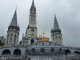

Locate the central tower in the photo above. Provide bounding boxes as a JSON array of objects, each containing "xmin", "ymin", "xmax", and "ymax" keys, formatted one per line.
[{"xmin": 22, "ymin": 0, "xmax": 38, "ymax": 45}]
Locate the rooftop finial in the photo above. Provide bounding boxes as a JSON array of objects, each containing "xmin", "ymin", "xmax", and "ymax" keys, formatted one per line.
[
  {"xmin": 33, "ymin": 0, "xmax": 34, "ymax": 2},
  {"xmin": 54, "ymin": 11, "xmax": 55, "ymax": 13},
  {"xmin": 54, "ymin": 11, "xmax": 56, "ymax": 17},
  {"xmin": 16, "ymin": 6, "xmax": 17, "ymax": 10}
]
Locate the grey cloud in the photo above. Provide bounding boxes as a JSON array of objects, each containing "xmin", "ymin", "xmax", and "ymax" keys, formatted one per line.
[{"xmin": 0, "ymin": 0, "xmax": 80, "ymax": 47}]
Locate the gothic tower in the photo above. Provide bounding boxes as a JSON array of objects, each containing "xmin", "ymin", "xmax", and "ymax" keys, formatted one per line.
[
  {"xmin": 22, "ymin": 0, "xmax": 38, "ymax": 45},
  {"xmin": 51, "ymin": 12, "xmax": 63, "ymax": 45},
  {"xmin": 6, "ymin": 8, "xmax": 20, "ymax": 46}
]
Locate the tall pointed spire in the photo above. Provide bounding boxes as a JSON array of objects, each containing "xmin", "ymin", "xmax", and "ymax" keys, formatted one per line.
[
  {"xmin": 32, "ymin": 0, "xmax": 34, "ymax": 6},
  {"xmin": 10, "ymin": 7, "xmax": 17, "ymax": 26},
  {"xmin": 30, "ymin": 0, "xmax": 36, "ymax": 14},
  {"xmin": 8, "ymin": 6, "xmax": 20, "ymax": 31},
  {"xmin": 53, "ymin": 11, "xmax": 60, "ymax": 30}
]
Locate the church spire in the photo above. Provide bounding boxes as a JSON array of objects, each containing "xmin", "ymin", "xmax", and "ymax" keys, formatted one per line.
[
  {"xmin": 10, "ymin": 8, "xmax": 17, "ymax": 26},
  {"xmin": 8, "ymin": 7, "xmax": 20, "ymax": 31},
  {"xmin": 53, "ymin": 11, "xmax": 60, "ymax": 30},
  {"xmin": 51, "ymin": 12, "xmax": 62, "ymax": 45},
  {"xmin": 30, "ymin": 0, "xmax": 36, "ymax": 14},
  {"xmin": 32, "ymin": 0, "xmax": 34, "ymax": 6}
]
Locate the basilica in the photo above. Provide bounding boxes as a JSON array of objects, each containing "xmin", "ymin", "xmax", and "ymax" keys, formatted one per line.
[{"xmin": 0, "ymin": 0, "xmax": 80, "ymax": 60}]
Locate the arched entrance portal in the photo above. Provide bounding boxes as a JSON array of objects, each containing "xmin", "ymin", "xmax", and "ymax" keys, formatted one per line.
[
  {"xmin": 13, "ymin": 49, "xmax": 21, "ymax": 55},
  {"xmin": 2, "ymin": 49, "xmax": 11, "ymax": 55},
  {"xmin": 31, "ymin": 38, "xmax": 34, "ymax": 44},
  {"xmin": 74, "ymin": 51, "xmax": 80, "ymax": 54},
  {"xmin": 65, "ymin": 49, "xmax": 71, "ymax": 55}
]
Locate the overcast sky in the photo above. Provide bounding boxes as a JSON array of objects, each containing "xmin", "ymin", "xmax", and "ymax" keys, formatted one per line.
[{"xmin": 0, "ymin": 0, "xmax": 80, "ymax": 47}]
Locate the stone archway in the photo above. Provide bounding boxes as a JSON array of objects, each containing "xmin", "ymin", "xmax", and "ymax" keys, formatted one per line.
[
  {"xmin": 74, "ymin": 51, "xmax": 80, "ymax": 54},
  {"xmin": 65, "ymin": 49, "xmax": 71, "ymax": 55},
  {"xmin": 31, "ymin": 38, "xmax": 34, "ymax": 44},
  {"xmin": 13, "ymin": 49, "xmax": 21, "ymax": 55},
  {"xmin": 2, "ymin": 49, "xmax": 11, "ymax": 55}
]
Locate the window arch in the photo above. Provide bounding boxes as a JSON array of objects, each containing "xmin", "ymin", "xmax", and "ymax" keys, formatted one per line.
[
  {"xmin": 9, "ymin": 33, "xmax": 13, "ymax": 45},
  {"xmin": 7, "ymin": 34, "xmax": 9, "ymax": 44},
  {"xmin": 40, "ymin": 48, "xmax": 45, "ymax": 54},
  {"xmin": 51, "ymin": 48, "xmax": 55, "ymax": 53},
  {"xmin": 65, "ymin": 49, "xmax": 71, "ymax": 55},
  {"xmin": 59, "ymin": 36, "xmax": 60, "ymax": 38},
  {"xmin": 2, "ymin": 49, "xmax": 11, "ymax": 55},
  {"xmin": 13, "ymin": 49, "xmax": 21, "ymax": 55},
  {"xmin": 59, "ymin": 48, "xmax": 62, "ymax": 53},
  {"xmin": 14, "ymin": 34, "xmax": 17, "ymax": 44},
  {"xmin": 55, "ymin": 36, "xmax": 57, "ymax": 38},
  {"xmin": 31, "ymin": 48, "xmax": 35, "ymax": 54},
  {"xmin": 31, "ymin": 38, "xmax": 34, "ymax": 44}
]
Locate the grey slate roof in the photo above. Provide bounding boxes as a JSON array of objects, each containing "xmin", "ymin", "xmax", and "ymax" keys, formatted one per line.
[
  {"xmin": 10, "ymin": 9, "xmax": 17, "ymax": 26},
  {"xmin": 53, "ymin": 13, "xmax": 60, "ymax": 30}
]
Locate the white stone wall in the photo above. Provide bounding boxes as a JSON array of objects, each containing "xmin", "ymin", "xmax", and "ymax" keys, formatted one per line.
[
  {"xmin": 6, "ymin": 30, "xmax": 19, "ymax": 46},
  {"xmin": 51, "ymin": 33, "xmax": 63, "ymax": 45}
]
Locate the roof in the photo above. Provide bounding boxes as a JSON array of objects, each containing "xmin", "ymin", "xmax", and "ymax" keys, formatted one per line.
[
  {"xmin": 53, "ymin": 13, "xmax": 60, "ymax": 30},
  {"xmin": 10, "ymin": 9, "xmax": 17, "ymax": 26}
]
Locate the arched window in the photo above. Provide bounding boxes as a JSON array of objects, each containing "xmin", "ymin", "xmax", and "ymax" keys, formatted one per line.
[
  {"xmin": 51, "ymin": 48, "xmax": 55, "ymax": 53},
  {"xmin": 65, "ymin": 49, "xmax": 71, "ymax": 55},
  {"xmin": 9, "ymin": 33, "xmax": 13, "ymax": 45},
  {"xmin": 14, "ymin": 34, "xmax": 16, "ymax": 44},
  {"xmin": 31, "ymin": 38, "xmax": 34, "ymax": 44},
  {"xmin": 7, "ymin": 34, "xmax": 9, "ymax": 44},
  {"xmin": 40, "ymin": 48, "xmax": 45, "ymax": 54},
  {"xmin": 59, "ymin": 36, "xmax": 60, "ymax": 38},
  {"xmin": 31, "ymin": 48, "xmax": 35, "ymax": 54},
  {"xmin": 59, "ymin": 48, "xmax": 62, "ymax": 53},
  {"xmin": 55, "ymin": 36, "xmax": 57, "ymax": 38}
]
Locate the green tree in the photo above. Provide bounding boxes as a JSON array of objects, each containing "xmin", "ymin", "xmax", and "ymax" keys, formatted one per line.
[
  {"xmin": 19, "ymin": 41, "xmax": 22, "ymax": 45},
  {"xmin": 0, "ymin": 40, "xmax": 5, "ymax": 46},
  {"xmin": 1, "ymin": 36, "xmax": 4, "ymax": 38}
]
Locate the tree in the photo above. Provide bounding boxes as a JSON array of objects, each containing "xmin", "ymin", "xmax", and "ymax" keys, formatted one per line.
[
  {"xmin": 1, "ymin": 36, "xmax": 4, "ymax": 38},
  {"xmin": 0, "ymin": 40, "xmax": 5, "ymax": 46},
  {"xmin": 19, "ymin": 41, "xmax": 22, "ymax": 45}
]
